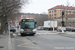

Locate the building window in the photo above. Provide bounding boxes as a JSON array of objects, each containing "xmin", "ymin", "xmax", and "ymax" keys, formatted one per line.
[
  {"xmin": 60, "ymin": 10, "xmax": 61, "ymax": 12},
  {"xmin": 66, "ymin": 11, "xmax": 68, "ymax": 13},
  {"xmin": 60, "ymin": 13, "xmax": 61, "ymax": 15},
  {"xmin": 52, "ymin": 18, "xmax": 53, "ymax": 20},
  {"xmin": 52, "ymin": 11, "xmax": 53, "ymax": 13},
  {"xmin": 52, "ymin": 14, "xmax": 53, "ymax": 16},
  {"xmin": 54, "ymin": 10, "xmax": 56, "ymax": 12},
  {"xmin": 49, "ymin": 17, "xmax": 51, "ymax": 19},
  {"xmin": 55, "ymin": 14, "xmax": 56, "ymax": 16},
  {"xmin": 49, "ymin": 14, "xmax": 51, "ymax": 16},
  {"xmin": 69, "ymin": 11, "xmax": 71, "ymax": 14},
  {"xmin": 65, "ymin": 14, "xmax": 67, "ymax": 16},
  {"xmin": 54, "ymin": 17, "xmax": 56, "ymax": 19},
  {"xmin": 49, "ymin": 11, "xmax": 51, "ymax": 13},
  {"xmin": 73, "ymin": 11, "xmax": 75, "ymax": 13}
]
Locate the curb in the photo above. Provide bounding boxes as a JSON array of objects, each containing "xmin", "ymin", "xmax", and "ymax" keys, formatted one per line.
[
  {"xmin": 49, "ymin": 32, "xmax": 57, "ymax": 33},
  {"xmin": 58, "ymin": 32, "xmax": 67, "ymax": 34}
]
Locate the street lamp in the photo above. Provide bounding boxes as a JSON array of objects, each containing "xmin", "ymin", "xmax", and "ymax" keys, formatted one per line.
[
  {"xmin": 61, "ymin": 11, "xmax": 65, "ymax": 33},
  {"xmin": 16, "ymin": 17, "xmax": 18, "ymax": 32},
  {"xmin": 8, "ymin": 20, "xmax": 12, "ymax": 50}
]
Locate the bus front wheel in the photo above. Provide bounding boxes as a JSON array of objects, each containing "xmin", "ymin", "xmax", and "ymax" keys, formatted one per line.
[
  {"xmin": 31, "ymin": 33, "xmax": 35, "ymax": 36},
  {"xmin": 21, "ymin": 33, "xmax": 24, "ymax": 36}
]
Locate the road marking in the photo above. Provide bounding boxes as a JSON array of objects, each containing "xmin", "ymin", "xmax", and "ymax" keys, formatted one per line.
[
  {"xmin": 18, "ymin": 46, "xmax": 41, "ymax": 49},
  {"xmin": 17, "ymin": 41, "xmax": 41, "ymax": 49},
  {"xmin": 16, "ymin": 39, "xmax": 29, "ymax": 41},
  {"xmin": 16, "ymin": 38, "xmax": 41, "ymax": 49},
  {"xmin": 17, "ymin": 41, "xmax": 35, "ymax": 46},
  {"xmin": 16, "ymin": 37, "xmax": 27, "ymax": 40},
  {"xmin": 17, "ymin": 42, "xmax": 32, "ymax": 46},
  {"xmin": 36, "ymin": 33, "xmax": 58, "ymax": 35},
  {"xmin": 16, "ymin": 39, "xmax": 20, "ymax": 40}
]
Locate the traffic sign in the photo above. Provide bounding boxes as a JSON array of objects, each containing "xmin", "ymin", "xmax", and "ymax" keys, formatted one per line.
[{"xmin": 48, "ymin": 23, "xmax": 50, "ymax": 25}]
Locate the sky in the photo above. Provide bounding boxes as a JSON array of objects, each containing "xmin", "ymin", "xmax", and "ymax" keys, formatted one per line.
[{"xmin": 20, "ymin": 0, "xmax": 75, "ymax": 14}]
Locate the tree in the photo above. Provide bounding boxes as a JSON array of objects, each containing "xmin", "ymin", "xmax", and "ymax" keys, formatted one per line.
[{"xmin": 0, "ymin": 0, "xmax": 29, "ymax": 34}]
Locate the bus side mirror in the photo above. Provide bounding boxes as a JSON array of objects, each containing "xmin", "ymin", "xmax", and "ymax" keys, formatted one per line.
[
  {"xmin": 35, "ymin": 22, "xmax": 37, "ymax": 24},
  {"xmin": 19, "ymin": 22, "xmax": 21, "ymax": 25}
]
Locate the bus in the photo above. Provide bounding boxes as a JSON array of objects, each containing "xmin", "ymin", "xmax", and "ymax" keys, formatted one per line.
[{"xmin": 19, "ymin": 19, "xmax": 37, "ymax": 36}]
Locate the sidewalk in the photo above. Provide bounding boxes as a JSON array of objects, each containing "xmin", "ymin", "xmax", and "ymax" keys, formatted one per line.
[{"xmin": 0, "ymin": 34, "xmax": 9, "ymax": 50}]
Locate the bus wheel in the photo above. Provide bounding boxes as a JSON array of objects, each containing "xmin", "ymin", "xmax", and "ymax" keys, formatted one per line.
[
  {"xmin": 31, "ymin": 34, "xmax": 34, "ymax": 36},
  {"xmin": 21, "ymin": 33, "xmax": 23, "ymax": 36}
]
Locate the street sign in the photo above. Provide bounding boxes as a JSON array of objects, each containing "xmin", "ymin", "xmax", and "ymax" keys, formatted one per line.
[
  {"xmin": 72, "ymin": 23, "xmax": 74, "ymax": 25},
  {"xmin": 48, "ymin": 23, "xmax": 50, "ymax": 25}
]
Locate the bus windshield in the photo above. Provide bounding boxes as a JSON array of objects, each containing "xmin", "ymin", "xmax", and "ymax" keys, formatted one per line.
[{"xmin": 21, "ymin": 22, "xmax": 35, "ymax": 29}]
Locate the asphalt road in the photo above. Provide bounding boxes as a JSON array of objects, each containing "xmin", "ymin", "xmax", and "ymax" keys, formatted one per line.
[{"xmin": 13, "ymin": 30, "xmax": 75, "ymax": 50}]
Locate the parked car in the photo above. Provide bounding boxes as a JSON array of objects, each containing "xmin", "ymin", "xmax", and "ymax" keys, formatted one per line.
[
  {"xmin": 57, "ymin": 26, "xmax": 66, "ymax": 32},
  {"xmin": 65, "ymin": 27, "xmax": 75, "ymax": 32},
  {"xmin": 70, "ymin": 27, "xmax": 75, "ymax": 32},
  {"xmin": 37, "ymin": 26, "xmax": 43, "ymax": 30},
  {"xmin": 65, "ymin": 27, "xmax": 73, "ymax": 31},
  {"xmin": 10, "ymin": 26, "xmax": 16, "ymax": 32},
  {"xmin": 65, "ymin": 27, "xmax": 71, "ymax": 31}
]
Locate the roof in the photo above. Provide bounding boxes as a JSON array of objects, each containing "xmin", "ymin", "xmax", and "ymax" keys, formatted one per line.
[{"xmin": 49, "ymin": 5, "xmax": 75, "ymax": 10}]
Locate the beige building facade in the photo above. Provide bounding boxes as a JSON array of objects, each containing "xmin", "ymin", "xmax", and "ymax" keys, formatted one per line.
[{"xmin": 48, "ymin": 5, "xmax": 75, "ymax": 20}]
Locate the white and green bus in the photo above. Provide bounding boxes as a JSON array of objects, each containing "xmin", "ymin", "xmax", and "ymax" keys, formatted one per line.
[{"xmin": 19, "ymin": 19, "xmax": 37, "ymax": 36}]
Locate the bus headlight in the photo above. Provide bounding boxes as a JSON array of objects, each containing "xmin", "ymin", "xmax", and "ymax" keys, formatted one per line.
[
  {"xmin": 20, "ymin": 29, "xmax": 24, "ymax": 33},
  {"xmin": 33, "ymin": 29, "xmax": 37, "ymax": 32}
]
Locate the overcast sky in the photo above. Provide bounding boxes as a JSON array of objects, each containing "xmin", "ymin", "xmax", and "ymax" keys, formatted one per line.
[{"xmin": 20, "ymin": 0, "xmax": 75, "ymax": 14}]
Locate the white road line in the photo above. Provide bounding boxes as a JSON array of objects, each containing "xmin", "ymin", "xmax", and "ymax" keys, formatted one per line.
[{"xmin": 36, "ymin": 33, "xmax": 58, "ymax": 35}]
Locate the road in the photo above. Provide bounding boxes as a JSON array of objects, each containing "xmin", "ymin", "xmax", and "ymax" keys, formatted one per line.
[{"xmin": 12, "ymin": 30, "xmax": 75, "ymax": 50}]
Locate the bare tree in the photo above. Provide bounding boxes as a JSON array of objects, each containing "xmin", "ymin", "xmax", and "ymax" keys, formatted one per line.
[{"xmin": 0, "ymin": 0, "xmax": 29, "ymax": 34}]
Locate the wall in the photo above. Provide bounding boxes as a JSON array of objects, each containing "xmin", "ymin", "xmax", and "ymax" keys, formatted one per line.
[{"xmin": 55, "ymin": 17, "xmax": 75, "ymax": 27}]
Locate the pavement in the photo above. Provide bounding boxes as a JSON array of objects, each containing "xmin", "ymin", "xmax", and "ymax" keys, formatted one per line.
[
  {"xmin": 0, "ymin": 28, "xmax": 19, "ymax": 50},
  {"xmin": 0, "ymin": 34, "xmax": 9, "ymax": 50},
  {"xmin": 0, "ymin": 32, "xmax": 15, "ymax": 50}
]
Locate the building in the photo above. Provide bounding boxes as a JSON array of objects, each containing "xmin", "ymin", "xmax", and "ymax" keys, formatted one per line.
[
  {"xmin": 11, "ymin": 13, "xmax": 48, "ymax": 27},
  {"xmin": 48, "ymin": 5, "xmax": 75, "ymax": 20}
]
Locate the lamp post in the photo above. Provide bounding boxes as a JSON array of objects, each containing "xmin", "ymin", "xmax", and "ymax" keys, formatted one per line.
[
  {"xmin": 19, "ymin": 17, "xmax": 20, "ymax": 30},
  {"xmin": 53, "ymin": 17, "xmax": 55, "ymax": 32},
  {"xmin": 16, "ymin": 17, "xmax": 17, "ymax": 32},
  {"xmin": 61, "ymin": 11, "xmax": 65, "ymax": 33},
  {"xmin": 8, "ymin": 20, "xmax": 12, "ymax": 50}
]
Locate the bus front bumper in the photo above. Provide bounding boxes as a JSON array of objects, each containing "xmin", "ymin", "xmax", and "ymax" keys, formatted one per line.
[{"xmin": 20, "ymin": 31, "xmax": 36, "ymax": 35}]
